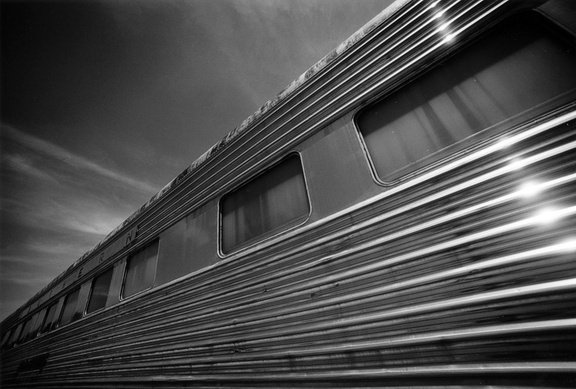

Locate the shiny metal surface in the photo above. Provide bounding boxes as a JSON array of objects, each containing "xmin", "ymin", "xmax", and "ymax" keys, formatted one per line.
[{"xmin": 2, "ymin": 0, "xmax": 575, "ymax": 387}]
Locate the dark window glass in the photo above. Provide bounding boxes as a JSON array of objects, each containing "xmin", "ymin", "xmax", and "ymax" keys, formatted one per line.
[
  {"xmin": 87, "ymin": 268, "xmax": 114, "ymax": 314},
  {"xmin": 20, "ymin": 313, "xmax": 40, "ymax": 342},
  {"xmin": 8, "ymin": 323, "xmax": 23, "ymax": 346},
  {"xmin": 123, "ymin": 240, "xmax": 159, "ymax": 298},
  {"xmin": 19, "ymin": 318, "xmax": 33, "ymax": 342},
  {"xmin": 28, "ymin": 311, "xmax": 43, "ymax": 340},
  {"xmin": 356, "ymin": 13, "xmax": 576, "ymax": 181},
  {"xmin": 1, "ymin": 330, "xmax": 11, "ymax": 349},
  {"xmin": 221, "ymin": 155, "xmax": 309, "ymax": 253},
  {"xmin": 40, "ymin": 302, "xmax": 58, "ymax": 333},
  {"xmin": 59, "ymin": 288, "xmax": 81, "ymax": 327}
]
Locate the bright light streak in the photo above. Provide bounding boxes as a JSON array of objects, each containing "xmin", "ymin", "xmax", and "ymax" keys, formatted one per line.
[
  {"xmin": 496, "ymin": 136, "xmax": 514, "ymax": 150},
  {"xmin": 433, "ymin": 10, "xmax": 446, "ymax": 19},
  {"xmin": 429, "ymin": 1, "xmax": 440, "ymax": 9},
  {"xmin": 443, "ymin": 33, "xmax": 456, "ymax": 44},
  {"xmin": 555, "ymin": 238, "xmax": 576, "ymax": 253},
  {"xmin": 517, "ymin": 181, "xmax": 542, "ymax": 198},
  {"xmin": 438, "ymin": 23, "xmax": 450, "ymax": 32},
  {"xmin": 509, "ymin": 158, "xmax": 527, "ymax": 171},
  {"xmin": 534, "ymin": 207, "xmax": 563, "ymax": 225}
]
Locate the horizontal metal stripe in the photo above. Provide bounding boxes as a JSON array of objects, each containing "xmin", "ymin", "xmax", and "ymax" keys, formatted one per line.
[
  {"xmin": 235, "ymin": 319, "xmax": 576, "ymax": 360},
  {"xmin": 14, "ymin": 197, "xmax": 576, "ymax": 358},
  {"xmin": 38, "ymin": 222, "xmax": 576, "ymax": 361},
  {"xmin": 30, "ymin": 172, "xmax": 576, "ymax": 358},
  {"xmin": 179, "ymin": 362, "xmax": 576, "ymax": 379},
  {"xmin": 30, "ymin": 362, "xmax": 576, "ymax": 383},
  {"xmin": 25, "ymin": 258, "xmax": 576, "ymax": 366},
  {"xmin": 72, "ymin": 318, "xmax": 576, "ymax": 366},
  {"xmin": 193, "ymin": 242, "xmax": 576, "ymax": 334},
  {"xmin": 41, "ymin": 276, "xmax": 576, "ymax": 364},
  {"xmin": 26, "ymin": 300, "xmax": 576, "ymax": 380}
]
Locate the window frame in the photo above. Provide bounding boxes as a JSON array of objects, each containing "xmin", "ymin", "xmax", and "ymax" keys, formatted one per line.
[
  {"xmin": 218, "ymin": 152, "xmax": 311, "ymax": 257},
  {"xmin": 17, "ymin": 317, "xmax": 33, "ymax": 344},
  {"xmin": 121, "ymin": 239, "xmax": 160, "ymax": 300},
  {"xmin": 1, "ymin": 329, "xmax": 12, "ymax": 350},
  {"xmin": 85, "ymin": 266, "xmax": 115, "ymax": 315},
  {"xmin": 8, "ymin": 322, "xmax": 24, "ymax": 347},
  {"xmin": 353, "ymin": 9, "xmax": 576, "ymax": 186},
  {"xmin": 57, "ymin": 287, "xmax": 82, "ymax": 328},
  {"xmin": 39, "ymin": 301, "xmax": 59, "ymax": 334}
]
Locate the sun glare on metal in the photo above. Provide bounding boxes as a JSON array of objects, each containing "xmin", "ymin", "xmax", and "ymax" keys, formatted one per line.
[
  {"xmin": 508, "ymin": 158, "xmax": 527, "ymax": 171},
  {"xmin": 517, "ymin": 181, "xmax": 542, "ymax": 198},
  {"xmin": 555, "ymin": 238, "xmax": 576, "ymax": 253},
  {"xmin": 433, "ymin": 10, "xmax": 446, "ymax": 19},
  {"xmin": 496, "ymin": 136, "xmax": 514, "ymax": 150},
  {"xmin": 534, "ymin": 207, "xmax": 563, "ymax": 225},
  {"xmin": 438, "ymin": 23, "xmax": 450, "ymax": 32},
  {"xmin": 442, "ymin": 33, "xmax": 456, "ymax": 43}
]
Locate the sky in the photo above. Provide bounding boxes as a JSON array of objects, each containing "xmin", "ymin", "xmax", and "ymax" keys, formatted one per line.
[{"xmin": 0, "ymin": 0, "xmax": 395, "ymax": 322}]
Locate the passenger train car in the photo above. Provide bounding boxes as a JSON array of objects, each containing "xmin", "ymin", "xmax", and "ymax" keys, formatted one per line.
[{"xmin": 2, "ymin": 0, "xmax": 576, "ymax": 387}]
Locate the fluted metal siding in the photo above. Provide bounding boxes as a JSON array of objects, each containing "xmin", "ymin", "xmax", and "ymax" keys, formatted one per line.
[
  {"xmin": 5, "ymin": 114, "xmax": 576, "ymax": 388},
  {"xmin": 2, "ymin": 0, "xmax": 576, "ymax": 387}
]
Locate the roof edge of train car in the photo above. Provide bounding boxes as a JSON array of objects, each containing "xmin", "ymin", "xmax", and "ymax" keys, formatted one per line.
[{"xmin": 0, "ymin": 0, "xmax": 407, "ymax": 328}]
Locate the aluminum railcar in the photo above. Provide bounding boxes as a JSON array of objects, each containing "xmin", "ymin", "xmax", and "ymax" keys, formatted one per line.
[{"xmin": 2, "ymin": 0, "xmax": 576, "ymax": 387}]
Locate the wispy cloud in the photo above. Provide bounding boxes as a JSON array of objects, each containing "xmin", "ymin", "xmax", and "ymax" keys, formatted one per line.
[
  {"xmin": 3, "ymin": 153, "xmax": 60, "ymax": 184},
  {"xmin": 2, "ymin": 123, "xmax": 159, "ymax": 194},
  {"xmin": 0, "ymin": 123, "xmax": 159, "ymax": 321}
]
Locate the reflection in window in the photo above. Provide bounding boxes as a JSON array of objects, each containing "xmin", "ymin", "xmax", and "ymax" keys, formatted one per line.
[
  {"xmin": 19, "ymin": 318, "xmax": 33, "ymax": 343},
  {"xmin": 40, "ymin": 302, "xmax": 59, "ymax": 333},
  {"xmin": 8, "ymin": 323, "xmax": 23, "ymax": 346},
  {"xmin": 123, "ymin": 240, "xmax": 159, "ymax": 298},
  {"xmin": 356, "ymin": 13, "xmax": 576, "ymax": 181},
  {"xmin": 59, "ymin": 288, "xmax": 81, "ymax": 327},
  {"xmin": 221, "ymin": 155, "xmax": 309, "ymax": 253},
  {"xmin": 20, "ymin": 313, "xmax": 41, "ymax": 343},
  {"xmin": 1, "ymin": 331, "xmax": 10, "ymax": 347},
  {"xmin": 87, "ymin": 268, "xmax": 114, "ymax": 314}
]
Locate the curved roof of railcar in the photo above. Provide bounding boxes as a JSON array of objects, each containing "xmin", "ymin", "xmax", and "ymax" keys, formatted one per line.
[{"xmin": 1, "ymin": 0, "xmax": 406, "ymax": 325}]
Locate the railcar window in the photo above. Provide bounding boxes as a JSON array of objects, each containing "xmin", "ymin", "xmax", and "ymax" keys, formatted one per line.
[
  {"xmin": 123, "ymin": 240, "xmax": 159, "ymax": 298},
  {"xmin": 18, "ymin": 318, "xmax": 33, "ymax": 343},
  {"xmin": 356, "ymin": 13, "xmax": 576, "ymax": 182},
  {"xmin": 220, "ymin": 155, "xmax": 309, "ymax": 254},
  {"xmin": 20, "ymin": 314, "xmax": 39, "ymax": 343},
  {"xmin": 27, "ymin": 311, "xmax": 44, "ymax": 340},
  {"xmin": 8, "ymin": 323, "xmax": 23, "ymax": 346},
  {"xmin": 40, "ymin": 302, "xmax": 58, "ymax": 333},
  {"xmin": 86, "ymin": 267, "xmax": 114, "ymax": 314},
  {"xmin": 58, "ymin": 288, "xmax": 81, "ymax": 327},
  {"xmin": 1, "ymin": 330, "xmax": 11, "ymax": 349}
]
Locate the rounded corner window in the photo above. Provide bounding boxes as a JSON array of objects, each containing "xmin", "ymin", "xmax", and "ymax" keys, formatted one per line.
[
  {"xmin": 355, "ymin": 11, "xmax": 576, "ymax": 184},
  {"xmin": 219, "ymin": 154, "xmax": 310, "ymax": 255},
  {"xmin": 86, "ymin": 267, "xmax": 114, "ymax": 315},
  {"xmin": 121, "ymin": 240, "xmax": 159, "ymax": 299}
]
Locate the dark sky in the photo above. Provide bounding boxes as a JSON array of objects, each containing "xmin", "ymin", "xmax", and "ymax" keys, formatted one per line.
[{"xmin": 0, "ymin": 0, "xmax": 394, "ymax": 321}]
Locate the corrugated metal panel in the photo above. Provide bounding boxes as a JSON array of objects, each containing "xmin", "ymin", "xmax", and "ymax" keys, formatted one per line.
[
  {"xmin": 4, "ymin": 112, "xmax": 576, "ymax": 387},
  {"xmin": 2, "ymin": 0, "xmax": 576, "ymax": 387}
]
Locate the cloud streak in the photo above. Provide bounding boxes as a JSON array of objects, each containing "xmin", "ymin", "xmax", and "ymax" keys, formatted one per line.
[
  {"xmin": 2, "ymin": 123, "xmax": 159, "ymax": 194},
  {"xmin": 0, "ymin": 123, "xmax": 160, "ymax": 321}
]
